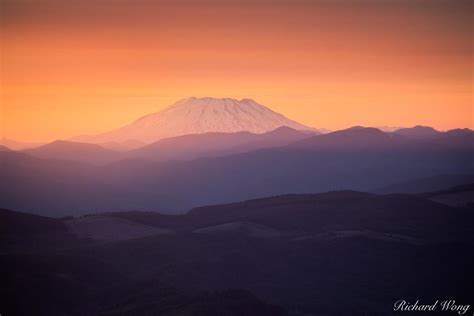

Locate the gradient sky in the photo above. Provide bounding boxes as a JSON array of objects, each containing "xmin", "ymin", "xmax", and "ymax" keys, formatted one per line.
[{"xmin": 1, "ymin": 0, "xmax": 472, "ymax": 142}]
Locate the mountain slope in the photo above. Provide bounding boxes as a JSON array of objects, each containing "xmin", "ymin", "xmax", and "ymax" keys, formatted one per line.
[
  {"xmin": 0, "ymin": 151, "xmax": 180, "ymax": 216},
  {"xmin": 129, "ymin": 126, "xmax": 315, "ymax": 161},
  {"xmin": 72, "ymin": 97, "xmax": 314, "ymax": 144},
  {"xmin": 0, "ymin": 145, "xmax": 12, "ymax": 152},
  {"xmin": 100, "ymin": 139, "xmax": 146, "ymax": 151},
  {"xmin": 23, "ymin": 140, "xmax": 121, "ymax": 165},
  {"xmin": 0, "ymin": 138, "xmax": 43, "ymax": 150}
]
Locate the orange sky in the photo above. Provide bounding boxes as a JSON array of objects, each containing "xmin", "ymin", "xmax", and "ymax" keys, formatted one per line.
[{"xmin": 1, "ymin": 0, "xmax": 472, "ymax": 142}]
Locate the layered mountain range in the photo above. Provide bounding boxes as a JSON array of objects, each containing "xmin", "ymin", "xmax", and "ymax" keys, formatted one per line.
[{"xmin": 1, "ymin": 126, "xmax": 472, "ymax": 216}]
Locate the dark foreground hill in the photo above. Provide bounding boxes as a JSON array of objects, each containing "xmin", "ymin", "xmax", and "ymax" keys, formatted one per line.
[{"xmin": 1, "ymin": 190, "xmax": 473, "ymax": 315}]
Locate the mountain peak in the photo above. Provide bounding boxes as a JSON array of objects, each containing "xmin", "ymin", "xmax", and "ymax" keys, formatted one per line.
[
  {"xmin": 72, "ymin": 97, "xmax": 315, "ymax": 144},
  {"xmin": 342, "ymin": 126, "xmax": 384, "ymax": 134},
  {"xmin": 178, "ymin": 96, "xmax": 256, "ymax": 103},
  {"xmin": 168, "ymin": 97, "xmax": 261, "ymax": 110}
]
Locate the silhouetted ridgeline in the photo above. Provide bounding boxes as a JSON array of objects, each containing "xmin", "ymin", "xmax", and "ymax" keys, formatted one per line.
[{"xmin": 1, "ymin": 189, "xmax": 473, "ymax": 315}]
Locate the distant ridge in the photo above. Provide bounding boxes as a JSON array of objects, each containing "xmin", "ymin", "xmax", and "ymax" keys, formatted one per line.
[
  {"xmin": 393, "ymin": 125, "xmax": 441, "ymax": 138},
  {"xmin": 23, "ymin": 140, "xmax": 119, "ymax": 165},
  {"xmin": 288, "ymin": 126, "xmax": 402, "ymax": 149},
  {"xmin": 0, "ymin": 145, "xmax": 12, "ymax": 152},
  {"xmin": 128, "ymin": 126, "xmax": 316, "ymax": 161},
  {"xmin": 0, "ymin": 138, "xmax": 43, "ymax": 150}
]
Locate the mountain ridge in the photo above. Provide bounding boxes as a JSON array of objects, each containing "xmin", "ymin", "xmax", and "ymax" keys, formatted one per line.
[
  {"xmin": 129, "ymin": 126, "xmax": 316, "ymax": 161},
  {"xmin": 23, "ymin": 140, "xmax": 119, "ymax": 165}
]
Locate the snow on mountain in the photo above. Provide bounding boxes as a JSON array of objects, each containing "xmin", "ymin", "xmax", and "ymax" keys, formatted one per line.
[{"xmin": 71, "ymin": 97, "xmax": 315, "ymax": 144}]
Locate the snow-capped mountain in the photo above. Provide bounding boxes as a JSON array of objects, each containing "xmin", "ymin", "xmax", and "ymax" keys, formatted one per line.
[{"xmin": 72, "ymin": 97, "xmax": 315, "ymax": 144}]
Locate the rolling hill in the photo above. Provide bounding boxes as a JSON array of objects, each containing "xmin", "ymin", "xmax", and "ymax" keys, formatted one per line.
[{"xmin": 1, "ymin": 189, "xmax": 473, "ymax": 315}]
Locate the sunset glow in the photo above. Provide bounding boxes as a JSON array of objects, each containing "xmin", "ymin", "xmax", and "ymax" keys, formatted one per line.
[{"xmin": 1, "ymin": 0, "xmax": 472, "ymax": 142}]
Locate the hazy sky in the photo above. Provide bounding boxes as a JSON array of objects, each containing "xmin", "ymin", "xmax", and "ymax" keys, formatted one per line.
[{"xmin": 1, "ymin": 0, "xmax": 472, "ymax": 142}]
